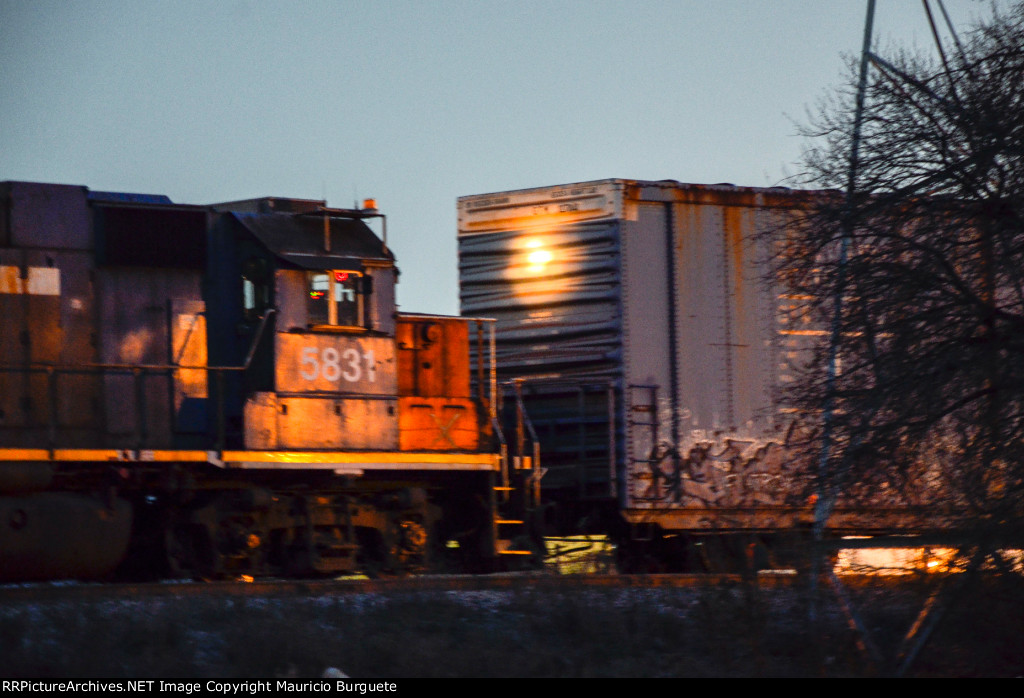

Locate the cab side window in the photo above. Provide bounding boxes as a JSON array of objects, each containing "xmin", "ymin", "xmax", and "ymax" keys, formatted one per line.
[
  {"xmin": 241, "ymin": 258, "xmax": 272, "ymax": 322},
  {"xmin": 308, "ymin": 270, "xmax": 364, "ymax": 328}
]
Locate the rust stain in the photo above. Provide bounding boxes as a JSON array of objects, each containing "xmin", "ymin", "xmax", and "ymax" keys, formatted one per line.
[
  {"xmin": 722, "ymin": 206, "xmax": 746, "ymax": 297},
  {"xmin": 678, "ymin": 201, "xmax": 703, "ymax": 255},
  {"xmin": 396, "ymin": 315, "xmax": 470, "ymax": 398},
  {"xmin": 619, "ymin": 181, "xmax": 824, "ymax": 211},
  {"xmin": 398, "ymin": 397, "xmax": 480, "ymax": 451},
  {"xmin": 722, "ymin": 206, "xmax": 747, "ymax": 352}
]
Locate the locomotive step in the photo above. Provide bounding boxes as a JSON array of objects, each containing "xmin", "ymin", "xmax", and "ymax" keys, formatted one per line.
[
  {"xmin": 493, "ymin": 486, "xmax": 514, "ymax": 491},
  {"xmin": 497, "ymin": 549, "xmax": 534, "ymax": 556},
  {"xmin": 494, "ymin": 519, "xmax": 524, "ymax": 525}
]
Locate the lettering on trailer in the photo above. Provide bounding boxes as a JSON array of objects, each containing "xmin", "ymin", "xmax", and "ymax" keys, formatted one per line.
[
  {"xmin": 465, "ymin": 196, "xmax": 511, "ymax": 210},
  {"xmin": 530, "ymin": 202, "xmax": 581, "ymax": 215},
  {"xmin": 549, "ymin": 185, "xmax": 599, "ymax": 198},
  {"xmin": 458, "ymin": 183, "xmax": 620, "ymax": 232}
]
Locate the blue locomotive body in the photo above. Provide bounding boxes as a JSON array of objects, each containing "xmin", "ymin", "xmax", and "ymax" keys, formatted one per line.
[{"xmin": 0, "ymin": 181, "xmax": 529, "ymax": 581}]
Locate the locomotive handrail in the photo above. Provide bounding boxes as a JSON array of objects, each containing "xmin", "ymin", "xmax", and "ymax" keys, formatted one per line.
[
  {"xmin": 497, "ymin": 377, "xmax": 617, "ymax": 499},
  {"xmin": 0, "ymin": 308, "xmax": 275, "ymax": 373},
  {"xmin": 0, "ymin": 308, "xmax": 278, "ymax": 452},
  {"xmin": 0, "ymin": 309, "xmax": 492, "ymax": 455},
  {"xmin": 462, "ymin": 315, "xmax": 498, "ymax": 424},
  {"xmin": 509, "ymin": 379, "xmax": 543, "ymax": 509},
  {"xmin": 490, "ymin": 413, "xmax": 509, "ymax": 495},
  {"xmin": 241, "ymin": 308, "xmax": 276, "ymax": 369}
]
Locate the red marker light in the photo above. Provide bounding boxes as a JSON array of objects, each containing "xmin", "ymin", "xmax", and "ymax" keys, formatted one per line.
[{"xmin": 335, "ymin": 272, "xmax": 349, "ymax": 282}]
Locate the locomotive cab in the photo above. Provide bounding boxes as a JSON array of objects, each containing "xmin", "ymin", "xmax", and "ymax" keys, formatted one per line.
[
  {"xmin": 209, "ymin": 198, "xmax": 492, "ymax": 457},
  {"xmin": 207, "ymin": 201, "xmax": 400, "ymax": 451}
]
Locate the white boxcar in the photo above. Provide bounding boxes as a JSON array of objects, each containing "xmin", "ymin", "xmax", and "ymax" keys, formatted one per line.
[{"xmin": 458, "ymin": 179, "xmax": 826, "ymax": 538}]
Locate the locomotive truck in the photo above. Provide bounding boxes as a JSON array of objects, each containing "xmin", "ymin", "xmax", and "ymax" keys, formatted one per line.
[{"xmin": 0, "ymin": 181, "xmax": 536, "ymax": 581}]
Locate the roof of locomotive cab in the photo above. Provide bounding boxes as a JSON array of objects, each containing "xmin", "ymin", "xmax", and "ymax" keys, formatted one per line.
[{"xmin": 229, "ymin": 211, "xmax": 394, "ymax": 270}]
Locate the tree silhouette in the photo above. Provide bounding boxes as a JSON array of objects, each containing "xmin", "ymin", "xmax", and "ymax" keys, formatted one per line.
[
  {"xmin": 781, "ymin": 2, "xmax": 1024, "ymax": 674},
  {"xmin": 785, "ymin": 2, "xmax": 1024, "ymax": 554}
]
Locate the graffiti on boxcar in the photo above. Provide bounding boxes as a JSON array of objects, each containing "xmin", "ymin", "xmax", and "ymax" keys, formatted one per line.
[{"xmin": 633, "ymin": 434, "xmax": 808, "ymax": 509}]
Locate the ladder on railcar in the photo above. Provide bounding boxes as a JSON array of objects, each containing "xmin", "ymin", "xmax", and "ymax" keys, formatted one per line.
[
  {"xmin": 627, "ymin": 384, "xmax": 671, "ymax": 503},
  {"xmin": 489, "ymin": 379, "xmax": 544, "ymax": 563}
]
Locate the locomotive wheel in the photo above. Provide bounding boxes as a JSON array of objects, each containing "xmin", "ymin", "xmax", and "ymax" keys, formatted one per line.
[
  {"xmin": 356, "ymin": 527, "xmax": 394, "ymax": 578},
  {"xmin": 164, "ymin": 523, "xmax": 218, "ymax": 580},
  {"xmin": 392, "ymin": 518, "xmax": 431, "ymax": 572}
]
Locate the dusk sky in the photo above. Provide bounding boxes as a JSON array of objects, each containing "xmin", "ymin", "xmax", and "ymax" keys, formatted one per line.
[{"xmin": 1, "ymin": 1, "xmax": 1005, "ymax": 315}]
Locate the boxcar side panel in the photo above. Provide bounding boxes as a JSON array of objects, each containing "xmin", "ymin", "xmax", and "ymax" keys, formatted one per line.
[{"xmin": 619, "ymin": 202, "xmax": 675, "ymax": 508}]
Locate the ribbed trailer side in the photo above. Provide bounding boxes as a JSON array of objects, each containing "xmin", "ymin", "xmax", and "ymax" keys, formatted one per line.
[
  {"xmin": 459, "ymin": 220, "xmax": 622, "ymax": 379},
  {"xmin": 458, "ymin": 183, "xmax": 628, "ymax": 506}
]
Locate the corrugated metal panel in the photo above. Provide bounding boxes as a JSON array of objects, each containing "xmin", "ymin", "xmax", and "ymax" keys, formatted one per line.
[
  {"xmin": 621, "ymin": 187, "xmax": 792, "ymax": 513},
  {"xmin": 458, "ymin": 182, "xmax": 627, "ymax": 500},
  {"xmin": 619, "ymin": 202, "xmax": 674, "ymax": 506},
  {"xmin": 459, "ymin": 221, "xmax": 622, "ymax": 379}
]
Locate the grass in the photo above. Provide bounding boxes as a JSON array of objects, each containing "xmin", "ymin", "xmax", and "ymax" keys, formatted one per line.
[{"xmin": 1, "ymin": 575, "xmax": 1021, "ymax": 677}]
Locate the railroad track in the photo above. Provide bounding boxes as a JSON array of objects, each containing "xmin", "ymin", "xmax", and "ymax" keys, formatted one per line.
[{"xmin": 0, "ymin": 571, "xmax": 806, "ymax": 603}]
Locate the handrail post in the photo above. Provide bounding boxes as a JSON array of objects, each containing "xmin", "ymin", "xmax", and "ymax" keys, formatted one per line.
[
  {"xmin": 46, "ymin": 366, "xmax": 57, "ymax": 451},
  {"xmin": 476, "ymin": 320, "xmax": 486, "ymax": 411},
  {"xmin": 133, "ymin": 367, "xmax": 146, "ymax": 451},
  {"xmin": 216, "ymin": 369, "xmax": 225, "ymax": 453},
  {"xmin": 488, "ymin": 321, "xmax": 497, "ymax": 423}
]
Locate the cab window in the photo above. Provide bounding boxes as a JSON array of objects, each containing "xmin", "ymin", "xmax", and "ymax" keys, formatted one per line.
[
  {"xmin": 308, "ymin": 270, "xmax": 364, "ymax": 328},
  {"xmin": 241, "ymin": 257, "xmax": 272, "ymax": 323}
]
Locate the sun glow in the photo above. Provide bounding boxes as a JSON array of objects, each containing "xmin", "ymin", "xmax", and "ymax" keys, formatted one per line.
[
  {"xmin": 528, "ymin": 249, "xmax": 553, "ymax": 265},
  {"xmin": 525, "ymin": 239, "xmax": 553, "ymax": 273}
]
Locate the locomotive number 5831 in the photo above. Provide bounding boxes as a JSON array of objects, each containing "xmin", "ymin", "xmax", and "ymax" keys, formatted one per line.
[
  {"xmin": 276, "ymin": 334, "xmax": 395, "ymax": 395},
  {"xmin": 299, "ymin": 346, "xmax": 377, "ymax": 383}
]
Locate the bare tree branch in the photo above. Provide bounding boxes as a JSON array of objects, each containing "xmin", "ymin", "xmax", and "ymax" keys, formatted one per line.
[{"xmin": 784, "ymin": 2, "xmax": 1024, "ymax": 537}]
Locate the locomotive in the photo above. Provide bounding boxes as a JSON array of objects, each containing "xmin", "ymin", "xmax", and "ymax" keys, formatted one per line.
[{"xmin": 0, "ymin": 181, "xmax": 537, "ymax": 581}]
